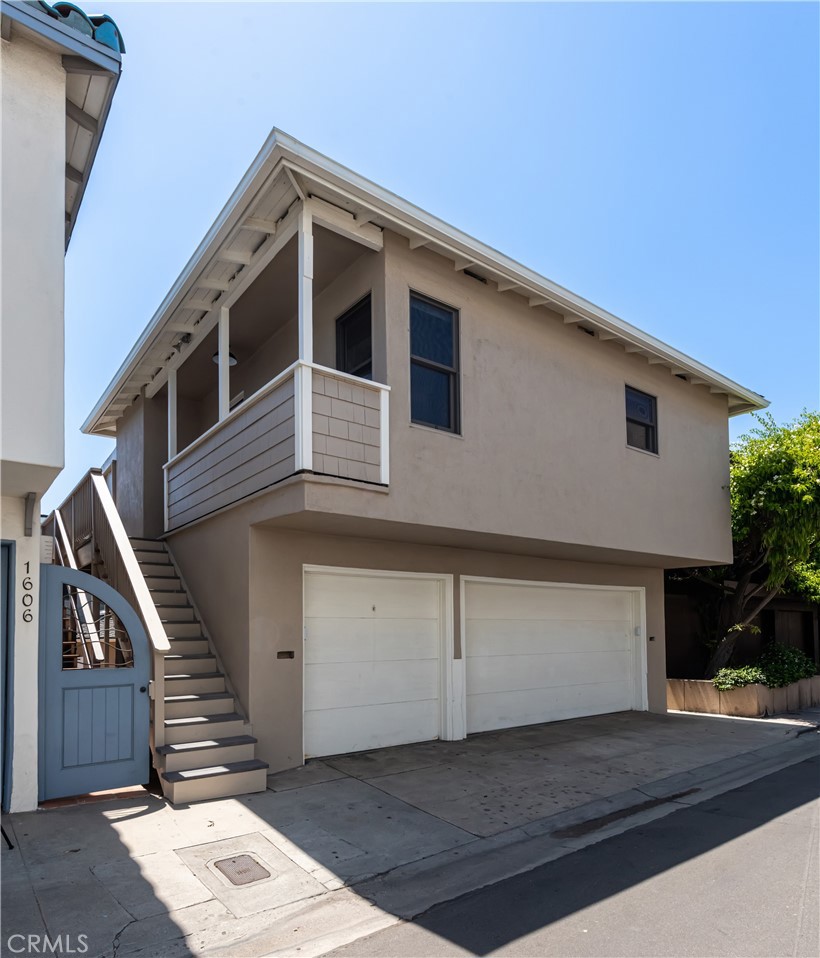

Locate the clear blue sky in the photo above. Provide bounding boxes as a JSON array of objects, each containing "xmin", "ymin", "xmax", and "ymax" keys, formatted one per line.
[{"xmin": 49, "ymin": 1, "xmax": 819, "ymax": 511}]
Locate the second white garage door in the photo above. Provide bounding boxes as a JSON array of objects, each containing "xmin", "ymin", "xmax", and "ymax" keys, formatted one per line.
[
  {"xmin": 464, "ymin": 577, "xmax": 645, "ymax": 734},
  {"xmin": 303, "ymin": 568, "xmax": 449, "ymax": 758}
]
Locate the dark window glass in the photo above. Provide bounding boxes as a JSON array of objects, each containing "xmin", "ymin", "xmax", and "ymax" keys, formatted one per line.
[
  {"xmin": 625, "ymin": 386, "xmax": 658, "ymax": 453},
  {"xmin": 410, "ymin": 297, "xmax": 455, "ymax": 367},
  {"xmin": 336, "ymin": 295, "xmax": 372, "ymax": 379},
  {"xmin": 409, "ymin": 293, "xmax": 459, "ymax": 433},
  {"xmin": 411, "ymin": 364, "xmax": 452, "ymax": 429}
]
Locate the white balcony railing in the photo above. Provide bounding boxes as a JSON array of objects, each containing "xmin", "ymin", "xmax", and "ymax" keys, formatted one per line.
[{"xmin": 163, "ymin": 361, "xmax": 389, "ymax": 532}]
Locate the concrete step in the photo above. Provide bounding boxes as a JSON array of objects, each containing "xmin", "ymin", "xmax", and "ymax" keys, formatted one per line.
[
  {"xmin": 163, "ymin": 622, "xmax": 205, "ymax": 639},
  {"xmin": 161, "ymin": 760, "xmax": 269, "ymax": 804},
  {"xmin": 167, "ymin": 638, "xmax": 211, "ymax": 656},
  {"xmin": 156, "ymin": 735, "xmax": 259, "ymax": 772},
  {"xmin": 164, "ymin": 653, "xmax": 217, "ymax": 675},
  {"xmin": 165, "ymin": 692, "xmax": 235, "ymax": 719},
  {"xmin": 163, "ymin": 712, "xmax": 247, "ymax": 745},
  {"xmin": 164, "ymin": 672, "xmax": 225, "ymax": 694},
  {"xmin": 156, "ymin": 606, "xmax": 197, "ymax": 623},
  {"xmin": 148, "ymin": 590, "xmax": 189, "ymax": 607}
]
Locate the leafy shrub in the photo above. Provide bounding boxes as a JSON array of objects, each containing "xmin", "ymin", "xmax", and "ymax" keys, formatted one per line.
[
  {"xmin": 757, "ymin": 642, "xmax": 816, "ymax": 688},
  {"xmin": 713, "ymin": 666, "xmax": 766, "ymax": 691}
]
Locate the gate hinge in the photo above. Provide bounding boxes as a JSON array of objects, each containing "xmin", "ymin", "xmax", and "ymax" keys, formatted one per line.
[{"xmin": 148, "ymin": 679, "xmax": 155, "ymax": 700}]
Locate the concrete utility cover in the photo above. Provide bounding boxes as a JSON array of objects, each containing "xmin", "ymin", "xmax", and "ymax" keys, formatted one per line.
[
  {"xmin": 214, "ymin": 854, "xmax": 271, "ymax": 886},
  {"xmin": 177, "ymin": 832, "xmax": 326, "ymax": 918}
]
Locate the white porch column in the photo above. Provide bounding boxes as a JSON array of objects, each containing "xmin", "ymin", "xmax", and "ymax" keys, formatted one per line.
[
  {"xmin": 167, "ymin": 366, "xmax": 177, "ymax": 460},
  {"xmin": 298, "ymin": 205, "xmax": 314, "ymax": 362},
  {"xmin": 218, "ymin": 306, "xmax": 230, "ymax": 421},
  {"xmin": 295, "ymin": 204, "xmax": 314, "ymax": 471}
]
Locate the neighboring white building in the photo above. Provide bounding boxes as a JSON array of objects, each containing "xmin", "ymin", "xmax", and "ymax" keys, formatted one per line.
[{"xmin": 0, "ymin": 0, "xmax": 123, "ymax": 812}]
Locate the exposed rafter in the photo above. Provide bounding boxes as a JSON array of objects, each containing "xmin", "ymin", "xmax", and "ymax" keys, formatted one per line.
[
  {"xmin": 408, "ymin": 235, "xmax": 428, "ymax": 250},
  {"xmin": 453, "ymin": 257, "xmax": 475, "ymax": 272},
  {"xmin": 496, "ymin": 280, "xmax": 520, "ymax": 293},
  {"xmin": 65, "ymin": 99, "xmax": 98, "ymax": 135},
  {"xmin": 219, "ymin": 249, "xmax": 253, "ymax": 266},
  {"xmin": 198, "ymin": 277, "xmax": 232, "ymax": 292},
  {"xmin": 242, "ymin": 216, "xmax": 278, "ymax": 234}
]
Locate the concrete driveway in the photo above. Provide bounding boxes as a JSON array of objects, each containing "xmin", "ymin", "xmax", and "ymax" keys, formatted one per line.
[{"xmin": 2, "ymin": 711, "xmax": 817, "ymax": 958}]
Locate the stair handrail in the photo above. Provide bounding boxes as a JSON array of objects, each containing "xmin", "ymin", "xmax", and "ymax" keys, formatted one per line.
[
  {"xmin": 87, "ymin": 470, "xmax": 170, "ymax": 654},
  {"xmin": 53, "ymin": 508, "xmax": 105, "ymax": 662}
]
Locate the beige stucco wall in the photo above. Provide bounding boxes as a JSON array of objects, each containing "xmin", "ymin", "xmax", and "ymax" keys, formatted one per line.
[
  {"xmin": 169, "ymin": 507, "xmax": 666, "ymax": 774},
  {"xmin": 0, "ymin": 34, "xmax": 66, "ymax": 497},
  {"xmin": 115, "ymin": 393, "xmax": 167, "ymax": 538},
  {"xmin": 338, "ymin": 231, "xmax": 732, "ymax": 566}
]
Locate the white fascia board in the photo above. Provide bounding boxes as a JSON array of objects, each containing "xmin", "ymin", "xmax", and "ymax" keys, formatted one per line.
[
  {"xmin": 82, "ymin": 137, "xmax": 288, "ymax": 434},
  {"xmin": 85, "ymin": 129, "xmax": 768, "ymax": 433}
]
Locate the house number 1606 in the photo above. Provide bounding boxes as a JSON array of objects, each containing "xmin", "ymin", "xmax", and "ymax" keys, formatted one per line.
[{"xmin": 21, "ymin": 560, "xmax": 33, "ymax": 623}]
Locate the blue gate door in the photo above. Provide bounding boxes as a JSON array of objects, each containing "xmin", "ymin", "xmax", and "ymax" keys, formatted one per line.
[{"xmin": 39, "ymin": 565, "xmax": 150, "ymax": 801}]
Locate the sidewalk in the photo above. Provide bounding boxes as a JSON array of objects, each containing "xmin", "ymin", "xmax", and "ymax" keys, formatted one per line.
[{"xmin": 2, "ymin": 710, "xmax": 818, "ymax": 958}]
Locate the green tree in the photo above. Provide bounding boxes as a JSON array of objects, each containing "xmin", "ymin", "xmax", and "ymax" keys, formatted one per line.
[{"xmin": 701, "ymin": 411, "xmax": 820, "ymax": 677}]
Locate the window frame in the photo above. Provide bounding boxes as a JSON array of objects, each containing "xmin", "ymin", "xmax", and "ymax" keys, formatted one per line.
[
  {"xmin": 625, "ymin": 384, "xmax": 659, "ymax": 455},
  {"xmin": 335, "ymin": 293, "xmax": 373, "ymax": 380},
  {"xmin": 409, "ymin": 291, "xmax": 461, "ymax": 434}
]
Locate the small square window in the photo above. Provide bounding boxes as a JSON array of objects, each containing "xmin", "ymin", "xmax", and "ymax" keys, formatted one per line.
[
  {"xmin": 625, "ymin": 386, "xmax": 658, "ymax": 454},
  {"xmin": 410, "ymin": 293, "xmax": 459, "ymax": 433}
]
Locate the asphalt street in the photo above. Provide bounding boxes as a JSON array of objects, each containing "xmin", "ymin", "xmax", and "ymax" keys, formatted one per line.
[{"xmin": 329, "ymin": 753, "xmax": 820, "ymax": 958}]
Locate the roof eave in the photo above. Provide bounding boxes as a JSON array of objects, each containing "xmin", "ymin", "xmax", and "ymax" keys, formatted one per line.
[{"xmin": 83, "ymin": 129, "xmax": 769, "ymax": 434}]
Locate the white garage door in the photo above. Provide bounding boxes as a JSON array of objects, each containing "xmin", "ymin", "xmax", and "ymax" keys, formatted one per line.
[
  {"xmin": 464, "ymin": 578, "xmax": 644, "ymax": 734},
  {"xmin": 304, "ymin": 569, "xmax": 446, "ymax": 758}
]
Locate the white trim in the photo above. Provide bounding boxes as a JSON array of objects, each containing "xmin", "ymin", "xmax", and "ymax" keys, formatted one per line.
[
  {"xmin": 293, "ymin": 363, "xmax": 313, "ymax": 472},
  {"xmin": 298, "ymin": 204, "xmax": 314, "ymax": 363},
  {"xmin": 459, "ymin": 574, "xmax": 648, "ymax": 718},
  {"xmin": 302, "ymin": 565, "xmax": 457, "ymax": 756},
  {"xmin": 89, "ymin": 473, "xmax": 171, "ymax": 653},
  {"xmin": 218, "ymin": 307, "xmax": 230, "ymax": 421},
  {"xmin": 379, "ymin": 388, "xmax": 390, "ymax": 485},
  {"xmin": 167, "ymin": 366, "xmax": 177, "ymax": 459},
  {"xmin": 84, "ymin": 131, "xmax": 767, "ymax": 435}
]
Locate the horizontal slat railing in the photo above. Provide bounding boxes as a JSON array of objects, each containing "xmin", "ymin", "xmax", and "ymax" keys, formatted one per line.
[{"xmin": 163, "ymin": 361, "xmax": 391, "ymax": 532}]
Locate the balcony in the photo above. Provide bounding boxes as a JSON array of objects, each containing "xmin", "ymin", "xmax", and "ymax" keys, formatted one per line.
[{"xmin": 163, "ymin": 361, "xmax": 389, "ymax": 531}]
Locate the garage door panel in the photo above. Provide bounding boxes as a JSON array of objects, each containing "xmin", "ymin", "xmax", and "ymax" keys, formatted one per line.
[
  {"xmin": 305, "ymin": 700, "xmax": 439, "ymax": 758},
  {"xmin": 465, "ymin": 579, "xmax": 641, "ymax": 734},
  {"xmin": 305, "ymin": 658, "xmax": 439, "ymax": 711},
  {"xmin": 465, "ymin": 619, "xmax": 632, "ymax": 657},
  {"xmin": 468, "ymin": 680, "xmax": 633, "ymax": 734},
  {"xmin": 465, "ymin": 583, "xmax": 631, "ymax": 622},
  {"xmin": 306, "ymin": 573, "xmax": 440, "ymax": 619},
  {"xmin": 467, "ymin": 649, "xmax": 632, "ymax": 696},
  {"xmin": 304, "ymin": 570, "xmax": 445, "ymax": 758},
  {"xmin": 304, "ymin": 617, "xmax": 440, "ymax": 664}
]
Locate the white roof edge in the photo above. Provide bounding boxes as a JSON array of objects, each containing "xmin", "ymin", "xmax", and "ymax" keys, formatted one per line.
[{"xmin": 84, "ymin": 128, "xmax": 768, "ymax": 434}]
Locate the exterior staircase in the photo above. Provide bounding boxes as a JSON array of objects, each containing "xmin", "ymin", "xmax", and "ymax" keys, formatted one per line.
[{"xmin": 130, "ymin": 537, "xmax": 268, "ymax": 804}]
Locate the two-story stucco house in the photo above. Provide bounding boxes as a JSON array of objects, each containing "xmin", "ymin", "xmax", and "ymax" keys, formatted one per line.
[
  {"xmin": 0, "ymin": 0, "xmax": 124, "ymax": 812},
  {"xmin": 77, "ymin": 130, "xmax": 768, "ymax": 803}
]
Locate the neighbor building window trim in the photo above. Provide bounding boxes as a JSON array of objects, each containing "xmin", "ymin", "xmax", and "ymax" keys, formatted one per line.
[
  {"xmin": 625, "ymin": 385, "xmax": 659, "ymax": 455},
  {"xmin": 409, "ymin": 291, "xmax": 460, "ymax": 434}
]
